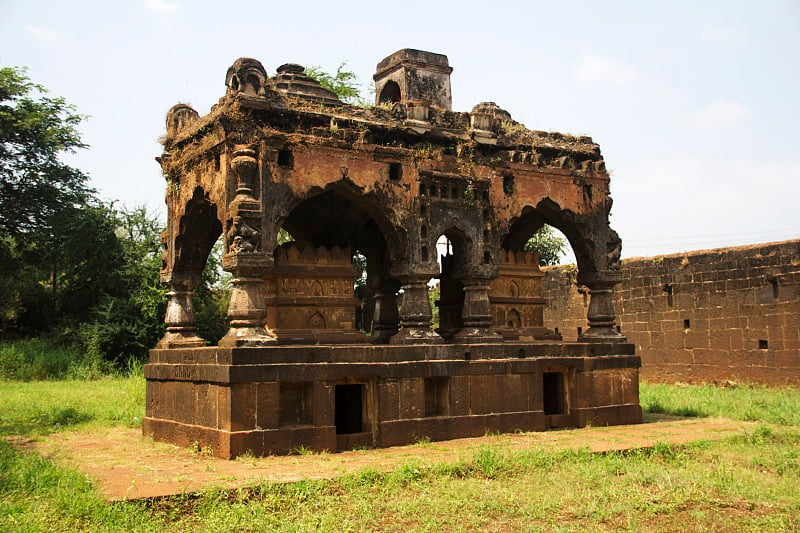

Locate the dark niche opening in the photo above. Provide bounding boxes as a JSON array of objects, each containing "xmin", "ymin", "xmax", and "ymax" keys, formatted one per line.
[
  {"xmin": 378, "ymin": 81, "xmax": 401, "ymax": 104},
  {"xmin": 543, "ymin": 372, "xmax": 566, "ymax": 415},
  {"xmin": 503, "ymin": 174, "xmax": 515, "ymax": 195},
  {"xmin": 278, "ymin": 149, "xmax": 294, "ymax": 169},
  {"xmin": 335, "ymin": 384, "xmax": 364, "ymax": 434},
  {"xmin": 389, "ymin": 162, "xmax": 402, "ymax": 181}
]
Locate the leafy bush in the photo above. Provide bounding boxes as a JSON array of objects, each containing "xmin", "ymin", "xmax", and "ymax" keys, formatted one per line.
[{"xmin": 0, "ymin": 337, "xmax": 109, "ymax": 380}]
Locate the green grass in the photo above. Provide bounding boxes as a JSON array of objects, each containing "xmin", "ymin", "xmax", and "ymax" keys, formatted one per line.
[
  {"xmin": 641, "ymin": 381, "xmax": 800, "ymax": 426},
  {"xmin": 0, "ymin": 374, "xmax": 145, "ymax": 437},
  {"xmin": 0, "ymin": 337, "xmax": 115, "ymax": 381},
  {"xmin": 1, "ymin": 375, "xmax": 799, "ymax": 531}
]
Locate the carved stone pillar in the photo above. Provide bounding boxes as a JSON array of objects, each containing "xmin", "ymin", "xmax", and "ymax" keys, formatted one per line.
[
  {"xmin": 390, "ymin": 274, "xmax": 442, "ymax": 344},
  {"xmin": 371, "ymin": 277, "xmax": 401, "ymax": 344},
  {"xmin": 157, "ymin": 274, "xmax": 205, "ymax": 349},
  {"xmin": 219, "ymin": 143, "xmax": 276, "ymax": 347},
  {"xmin": 219, "ymin": 270, "xmax": 276, "ymax": 347},
  {"xmin": 579, "ymin": 277, "xmax": 627, "ymax": 342},
  {"xmin": 453, "ymin": 276, "xmax": 503, "ymax": 343}
]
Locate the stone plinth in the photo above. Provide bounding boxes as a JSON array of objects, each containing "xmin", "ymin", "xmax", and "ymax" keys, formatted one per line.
[{"xmin": 143, "ymin": 342, "xmax": 641, "ymax": 459}]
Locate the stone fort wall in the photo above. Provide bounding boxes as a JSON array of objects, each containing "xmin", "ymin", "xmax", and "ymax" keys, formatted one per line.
[{"xmin": 542, "ymin": 240, "xmax": 800, "ymax": 384}]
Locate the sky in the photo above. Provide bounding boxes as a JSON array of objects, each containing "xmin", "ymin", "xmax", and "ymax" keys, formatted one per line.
[{"xmin": 1, "ymin": 0, "xmax": 798, "ymax": 259}]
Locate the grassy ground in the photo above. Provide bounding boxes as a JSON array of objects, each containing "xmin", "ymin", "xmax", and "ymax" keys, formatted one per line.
[{"xmin": 1, "ymin": 375, "xmax": 799, "ymax": 531}]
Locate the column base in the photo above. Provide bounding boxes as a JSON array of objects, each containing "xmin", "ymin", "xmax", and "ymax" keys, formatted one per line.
[
  {"xmin": 218, "ymin": 326, "xmax": 277, "ymax": 347},
  {"xmin": 156, "ymin": 330, "xmax": 206, "ymax": 349},
  {"xmin": 453, "ymin": 327, "xmax": 504, "ymax": 344},
  {"xmin": 371, "ymin": 327, "xmax": 399, "ymax": 345},
  {"xmin": 579, "ymin": 327, "xmax": 627, "ymax": 343},
  {"xmin": 390, "ymin": 327, "xmax": 443, "ymax": 345}
]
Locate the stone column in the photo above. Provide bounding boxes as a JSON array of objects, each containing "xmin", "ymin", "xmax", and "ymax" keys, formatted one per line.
[
  {"xmin": 390, "ymin": 274, "xmax": 442, "ymax": 344},
  {"xmin": 370, "ymin": 277, "xmax": 401, "ymax": 344},
  {"xmin": 218, "ymin": 144, "xmax": 276, "ymax": 347},
  {"xmin": 219, "ymin": 261, "xmax": 276, "ymax": 347},
  {"xmin": 156, "ymin": 273, "xmax": 206, "ymax": 349},
  {"xmin": 453, "ymin": 276, "xmax": 503, "ymax": 343},
  {"xmin": 579, "ymin": 277, "xmax": 627, "ymax": 342}
]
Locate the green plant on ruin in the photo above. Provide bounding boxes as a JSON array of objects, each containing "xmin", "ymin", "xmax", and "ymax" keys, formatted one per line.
[
  {"xmin": 167, "ymin": 180, "xmax": 180, "ymax": 197},
  {"xmin": 561, "ymin": 263, "xmax": 579, "ymax": 282},
  {"xmin": 499, "ymin": 120, "xmax": 527, "ymax": 136},
  {"xmin": 462, "ymin": 185, "xmax": 476, "ymax": 207},
  {"xmin": 414, "ymin": 141, "xmax": 443, "ymax": 162},
  {"xmin": 304, "ymin": 62, "xmax": 366, "ymax": 106},
  {"xmin": 456, "ymin": 142, "xmax": 476, "ymax": 175}
]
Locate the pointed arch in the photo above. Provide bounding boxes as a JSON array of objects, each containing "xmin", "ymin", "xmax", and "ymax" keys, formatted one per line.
[
  {"xmin": 502, "ymin": 198, "xmax": 598, "ymax": 281},
  {"xmin": 173, "ymin": 186, "xmax": 223, "ymax": 275}
]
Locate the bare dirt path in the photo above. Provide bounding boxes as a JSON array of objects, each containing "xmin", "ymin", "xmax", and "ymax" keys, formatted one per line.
[{"xmin": 18, "ymin": 416, "xmax": 754, "ymax": 501}]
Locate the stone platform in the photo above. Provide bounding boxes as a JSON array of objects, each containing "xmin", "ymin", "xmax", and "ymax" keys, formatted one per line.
[{"xmin": 143, "ymin": 342, "xmax": 641, "ymax": 459}]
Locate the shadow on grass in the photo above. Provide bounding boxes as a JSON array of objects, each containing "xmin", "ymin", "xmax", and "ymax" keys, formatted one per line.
[
  {"xmin": 0, "ymin": 406, "xmax": 94, "ymax": 437},
  {"xmin": 644, "ymin": 399, "xmax": 707, "ymax": 418}
]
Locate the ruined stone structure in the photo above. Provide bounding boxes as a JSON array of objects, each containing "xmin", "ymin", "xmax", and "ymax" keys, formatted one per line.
[
  {"xmin": 543, "ymin": 240, "xmax": 800, "ymax": 385},
  {"xmin": 144, "ymin": 49, "xmax": 641, "ymax": 458}
]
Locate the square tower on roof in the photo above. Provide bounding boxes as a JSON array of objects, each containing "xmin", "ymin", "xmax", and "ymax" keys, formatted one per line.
[{"xmin": 373, "ymin": 49, "xmax": 453, "ymax": 110}]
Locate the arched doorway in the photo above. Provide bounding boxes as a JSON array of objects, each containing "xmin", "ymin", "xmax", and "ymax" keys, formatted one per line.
[
  {"xmin": 378, "ymin": 80, "xmax": 401, "ymax": 105},
  {"xmin": 273, "ymin": 188, "xmax": 400, "ymax": 344},
  {"xmin": 158, "ymin": 186, "xmax": 223, "ymax": 348},
  {"xmin": 495, "ymin": 200, "xmax": 597, "ymax": 342},
  {"xmin": 432, "ymin": 229, "xmax": 470, "ymax": 341}
]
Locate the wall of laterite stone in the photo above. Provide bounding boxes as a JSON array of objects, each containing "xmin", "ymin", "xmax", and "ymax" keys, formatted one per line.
[{"xmin": 542, "ymin": 240, "xmax": 800, "ymax": 385}]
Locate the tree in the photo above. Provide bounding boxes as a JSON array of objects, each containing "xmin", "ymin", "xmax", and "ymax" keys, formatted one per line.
[
  {"xmin": 74, "ymin": 205, "xmax": 167, "ymax": 363},
  {"xmin": 0, "ymin": 67, "xmax": 92, "ymax": 238},
  {"xmin": 525, "ymin": 225, "xmax": 568, "ymax": 266},
  {"xmin": 0, "ymin": 67, "xmax": 93, "ymax": 334},
  {"xmin": 304, "ymin": 63, "xmax": 367, "ymax": 106}
]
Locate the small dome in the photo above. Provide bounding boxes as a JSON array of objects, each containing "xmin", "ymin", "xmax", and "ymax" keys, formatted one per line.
[
  {"xmin": 272, "ymin": 63, "xmax": 341, "ymax": 105},
  {"xmin": 470, "ymin": 102, "xmax": 512, "ymax": 121},
  {"xmin": 470, "ymin": 102, "xmax": 512, "ymax": 133}
]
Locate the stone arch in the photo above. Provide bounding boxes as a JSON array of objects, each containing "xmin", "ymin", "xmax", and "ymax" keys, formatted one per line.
[
  {"xmin": 172, "ymin": 186, "xmax": 223, "ymax": 276},
  {"xmin": 279, "ymin": 186, "xmax": 403, "ymax": 342},
  {"xmin": 378, "ymin": 80, "xmax": 401, "ymax": 104},
  {"xmin": 501, "ymin": 198, "xmax": 599, "ymax": 282},
  {"xmin": 427, "ymin": 223, "xmax": 474, "ymax": 278},
  {"xmin": 280, "ymin": 184, "xmax": 402, "ymax": 270},
  {"xmin": 432, "ymin": 226, "xmax": 473, "ymax": 340},
  {"xmin": 158, "ymin": 186, "xmax": 223, "ymax": 349}
]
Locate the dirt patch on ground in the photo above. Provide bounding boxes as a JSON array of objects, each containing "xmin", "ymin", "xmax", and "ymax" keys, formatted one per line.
[{"xmin": 18, "ymin": 416, "xmax": 754, "ymax": 501}]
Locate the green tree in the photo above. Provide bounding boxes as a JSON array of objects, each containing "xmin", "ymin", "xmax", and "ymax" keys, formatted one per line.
[
  {"xmin": 304, "ymin": 62, "xmax": 367, "ymax": 106},
  {"xmin": 0, "ymin": 67, "xmax": 93, "ymax": 334},
  {"xmin": 74, "ymin": 205, "xmax": 166, "ymax": 363},
  {"xmin": 193, "ymin": 238, "xmax": 232, "ymax": 345},
  {"xmin": 525, "ymin": 225, "xmax": 568, "ymax": 266},
  {"xmin": 0, "ymin": 67, "xmax": 91, "ymax": 238}
]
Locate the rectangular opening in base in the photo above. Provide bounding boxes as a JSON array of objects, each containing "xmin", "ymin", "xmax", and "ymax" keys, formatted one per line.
[
  {"xmin": 279, "ymin": 382, "xmax": 312, "ymax": 426},
  {"xmin": 543, "ymin": 372, "xmax": 566, "ymax": 415},
  {"xmin": 335, "ymin": 384, "xmax": 365, "ymax": 434},
  {"xmin": 425, "ymin": 376, "xmax": 450, "ymax": 417}
]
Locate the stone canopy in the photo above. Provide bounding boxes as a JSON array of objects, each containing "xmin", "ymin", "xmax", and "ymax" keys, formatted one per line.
[{"xmin": 144, "ymin": 49, "xmax": 639, "ymax": 458}]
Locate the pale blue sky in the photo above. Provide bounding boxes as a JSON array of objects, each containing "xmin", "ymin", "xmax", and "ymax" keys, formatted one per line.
[{"xmin": 2, "ymin": 0, "xmax": 798, "ymax": 258}]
